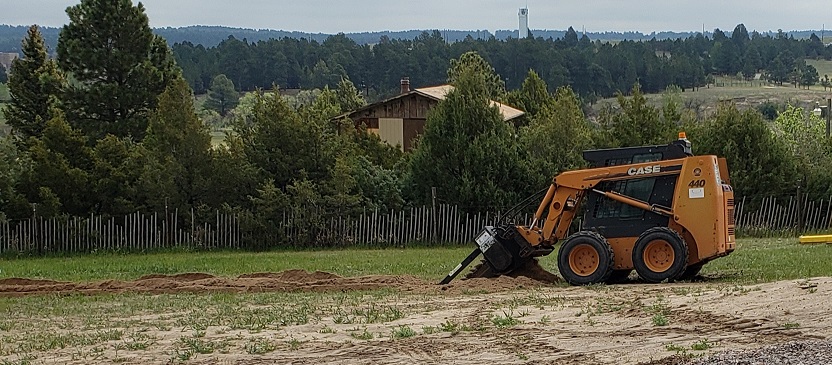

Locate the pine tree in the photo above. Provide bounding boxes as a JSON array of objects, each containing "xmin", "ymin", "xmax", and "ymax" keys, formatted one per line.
[
  {"xmin": 21, "ymin": 112, "xmax": 95, "ymax": 217},
  {"xmin": 3, "ymin": 25, "xmax": 64, "ymax": 145},
  {"xmin": 408, "ymin": 56, "xmax": 526, "ymax": 212},
  {"xmin": 741, "ymin": 44, "xmax": 762, "ymax": 80},
  {"xmin": 57, "ymin": 0, "xmax": 179, "ymax": 140},
  {"xmin": 507, "ymin": 70, "xmax": 554, "ymax": 119},
  {"xmin": 0, "ymin": 136, "xmax": 32, "ymax": 219},
  {"xmin": 610, "ymin": 84, "xmax": 674, "ymax": 147},
  {"xmin": 334, "ymin": 77, "xmax": 365, "ymax": 113},
  {"xmin": 447, "ymin": 52, "xmax": 506, "ymax": 101},
  {"xmin": 144, "ymin": 77, "xmax": 213, "ymax": 210},
  {"xmin": 520, "ymin": 86, "xmax": 592, "ymax": 188},
  {"xmin": 204, "ymin": 74, "xmax": 239, "ymax": 116}
]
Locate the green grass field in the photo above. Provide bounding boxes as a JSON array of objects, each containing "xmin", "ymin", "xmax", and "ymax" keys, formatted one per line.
[
  {"xmin": 1, "ymin": 237, "xmax": 829, "ymax": 284},
  {"xmin": 595, "ymin": 59, "xmax": 832, "ymax": 116},
  {"xmin": 807, "ymin": 59, "xmax": 832, "ymax": 79}
]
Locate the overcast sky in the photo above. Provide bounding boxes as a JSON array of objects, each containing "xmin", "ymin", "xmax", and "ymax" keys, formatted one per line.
[{"xmin": 3, "ymin": 0, "xmax": 830, "ymax": 34}]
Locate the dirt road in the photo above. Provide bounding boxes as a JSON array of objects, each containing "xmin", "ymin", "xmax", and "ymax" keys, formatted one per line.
[{"xmin": 0, "ymin": 271, "xmax": 829, "ymax": 364}]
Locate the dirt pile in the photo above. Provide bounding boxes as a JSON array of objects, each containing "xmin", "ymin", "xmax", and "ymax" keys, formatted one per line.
[
  {"xmin": 506, "ymin": 259, "xmax": 561, "ymax": 283},
  {"xmin": 0, "ymin": 268, "xmax": 557, "ymax": 297}
]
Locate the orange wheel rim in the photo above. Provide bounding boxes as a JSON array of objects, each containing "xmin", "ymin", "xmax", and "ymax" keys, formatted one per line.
[
  {"xmin": 568, "ymin": 244, "xmax": 599, "ymax": 277},
  {"xmin": 644, "ymin": 240, "xmax": 674, "ymax": 272}
]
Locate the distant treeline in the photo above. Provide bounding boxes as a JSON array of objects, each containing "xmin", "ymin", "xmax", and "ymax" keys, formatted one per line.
[
  {"xmin": 171, "ymin": 25, "xmax": 832, "ymax": 98},
  {"xmin": 0, "ymin": 23, "xmax": 829, "ymax": 51}
]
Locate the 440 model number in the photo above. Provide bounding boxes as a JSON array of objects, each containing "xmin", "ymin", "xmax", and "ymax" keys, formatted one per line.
[{"xmin": 688, "ymin": 179, "xmax": 706, "ymax": 188}]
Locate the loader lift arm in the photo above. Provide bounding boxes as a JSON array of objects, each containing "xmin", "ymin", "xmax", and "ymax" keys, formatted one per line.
[{"xmin": 514, "ymin": 158, "xmax": 684, "ymax": 248}]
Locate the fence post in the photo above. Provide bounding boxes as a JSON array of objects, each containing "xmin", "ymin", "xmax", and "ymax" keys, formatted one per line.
[{"xmin": 431, "ymin": 187, "xmax": 437, "ymax": 243}]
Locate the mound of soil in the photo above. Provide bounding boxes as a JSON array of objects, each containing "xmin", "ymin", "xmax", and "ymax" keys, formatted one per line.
[
  {"xmin": 138, "ymin": 273, "xmax": 216, "ymax": 281},
  {"xmin": 506, "ymin": 259, "xmax": 561, "ymax": 283},
  {"xmin": 0, "ymin": 259, "xmax": 565, "ymax": 296},
  {"xmin": 238, "ymin": 270, "xmax": 340, "ymax": 281},
  {"xmin": 0, "ymin": 278, "xmax": 63, "ymax": 286}
]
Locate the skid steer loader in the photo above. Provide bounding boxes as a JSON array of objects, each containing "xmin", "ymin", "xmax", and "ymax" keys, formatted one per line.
[{"xmin": 440, "ymin": 134, "xmax": 735, "ymax": 285}]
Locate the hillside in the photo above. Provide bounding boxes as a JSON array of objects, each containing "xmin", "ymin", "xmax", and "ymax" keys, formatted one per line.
[{"xmin": 1, "ymin": 24, "xmax": 829, "ymax": 52}]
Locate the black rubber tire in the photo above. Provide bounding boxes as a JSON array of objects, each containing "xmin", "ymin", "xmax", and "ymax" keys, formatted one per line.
[
  {"xmin": 557, "ymin": 231, "xmax": 614, "ymax": 285},
  {"xmin": 679, "ymin": 263, "xmax": 704, "ymax": 280},
  {"xmin": 632, "ymin": 227, "xmax": 689, "ymax": 283},
  {"xmin": 606, "ymin": 269, "xmax": 632, "ymax": 284}
]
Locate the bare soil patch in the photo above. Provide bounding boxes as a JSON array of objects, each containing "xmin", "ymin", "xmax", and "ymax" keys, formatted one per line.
[
  {"xmin": 0, "ymin": 272, "xmax": 830, "ymax": 365},
  {"xmin": 0, "ymin": 268, "xmax": 551, "ymax": 296}
]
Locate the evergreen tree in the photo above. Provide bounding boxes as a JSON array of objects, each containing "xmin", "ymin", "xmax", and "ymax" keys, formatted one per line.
[
  {"xmin": 806, "ymin": 33, "xmax": 825, "ymax": 58},
  {"xmin": 506, "ymin": 70, "xmax": 554, "ymax": 119},
  {"xmin": 407, "ymin": 56, "xmax": 526, "ymax": 212},
  {"xmin": 520, "ymin": 86, "xmax": 592, "ymax": 188},
  {"xmin": 57, "ymin": 0, "xmax": 179, "ymax": 140},
  {"xmin": 3, "ymin": 25, "xmax": 64, "ymax": 145},
  {"xmin": 562, "ymin": 27, "xmax": 579, "ymax": 47},
  {"xmin": 741, "ymin": 44, "xmax": 762, "ymax": 80},
  {"xmin": 768, "ymin": 51, "xmax": 794, "ymax": 85},
  {"xmin": 689, "ymin": 103, "xmax": 796, "ymax": 201},
  {"xmin": 89, "ymin": 135, "xmax": 151, "ymax": 215},
  {"xmin": 21, "ymin": 112, "xmax": 95, "ymax": 217},
  {"xmin": 204, "ymin": 74, "xmax": 239, "ymax": 116},
  {"xmin": 234, "ymin": 89, "xmax": 336, "ymax": 189},
  {"xmin": 609, "ymin": 84, "xmax": 674, "ymax": 147},
  {"xmin": 731, "ymin": 24, "xmax": 750, "ymax": 53},
  {"xmin": 711, "ymin": 41, "xmax": 740, "ymax": 75},
  {"xmin": 334, "ymin": 77, "xmax": 365, "ymax": 113},
  {"xmin": 0, "ymin": 63, "xmax": 7, "ymax": 83},
  {"xmin": 145, "ymin": 77, "xmax": 213, "ymax": 210},
  {"xmin": 0, "ymin": 136, "xmax": 31, "ymax": 219},
  {"xmin": 800, "ymin": 64, "xmax": 819, "ymax": 89},
  {"xmin": 790, "ymin": 59, "xmax": 808, "ymax": 87},
  {"xmin": 447, "ymin": 51, "xmax": 506, "ymax": 101}
]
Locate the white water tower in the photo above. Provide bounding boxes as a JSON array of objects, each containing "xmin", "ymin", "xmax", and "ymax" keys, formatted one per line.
[{"xmin": 519, "ymin": 8, "xmax": 529, "ymax": 38}]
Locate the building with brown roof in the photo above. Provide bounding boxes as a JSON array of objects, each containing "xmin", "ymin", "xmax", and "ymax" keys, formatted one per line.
[{"xmin": 337, "ymin": 78, "xmax": 524, "ymax": 151}]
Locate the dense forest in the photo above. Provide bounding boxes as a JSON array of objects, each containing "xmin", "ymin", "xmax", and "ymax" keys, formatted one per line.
[
  {"xmin": 4, "ymin": 23, "xmax": 827, "ymax": 51},
  {"xmin": 2, "ymin": 1, "xmax": 832, "ymax": 248},
  {"xmin": 2, "ymin": 23, "xmax": 831, "ymax": 98},
  {"xmin": 170, "ymin": 25, "xmax": 832, "ymax": 98}
]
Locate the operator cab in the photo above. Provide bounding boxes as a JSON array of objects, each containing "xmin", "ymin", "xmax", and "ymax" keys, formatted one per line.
[{"xmin": 581, "ymin": 138, "xmax": 692, "ymax": 238}]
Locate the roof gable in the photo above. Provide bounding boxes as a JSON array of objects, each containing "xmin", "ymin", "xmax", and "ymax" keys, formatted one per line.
[{"xmin": 336, "ymin": 84, "xmax": 524, "ymax": 122}]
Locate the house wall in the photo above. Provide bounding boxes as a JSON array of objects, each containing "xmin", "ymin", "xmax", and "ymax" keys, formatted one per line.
[
  {"xmin": 377, "ymin": 118, "xmax": 404, "ymax": 148},
  {"xmin": 349, "ymin": 94, "xmax": 438, "ymax": 151}
]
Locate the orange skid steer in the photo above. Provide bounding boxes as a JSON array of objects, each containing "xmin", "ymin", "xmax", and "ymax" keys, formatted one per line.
[{"xmin": 440, "ymin": 135, "xmax": 736, "ymax": 285}]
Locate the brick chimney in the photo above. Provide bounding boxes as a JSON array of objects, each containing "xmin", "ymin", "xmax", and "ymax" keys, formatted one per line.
[{"xmin": 400, "ymin": 77, "xmax": 410, "ymax": 94}]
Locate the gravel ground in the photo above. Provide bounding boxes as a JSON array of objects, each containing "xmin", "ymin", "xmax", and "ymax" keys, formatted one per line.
[{"xmin": 689, "ymin": 339, "xmax": 832, "ymax": 365}]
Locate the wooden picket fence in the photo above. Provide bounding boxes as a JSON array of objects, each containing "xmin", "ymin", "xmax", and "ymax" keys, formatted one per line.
[
  {"xmin": 733, "ymin": 195, "xmax": 832, "ymax": 236},
  {"xmin": 0, "ymin": 211, "xmax": 243, "ymax": 255},
  {"xmin": 0, "ymin": 196, "xmax": 830, "ymax": 255},
  {"xmin": 0, "ymin": 205, "xmax": 514, "ymax": 255}
]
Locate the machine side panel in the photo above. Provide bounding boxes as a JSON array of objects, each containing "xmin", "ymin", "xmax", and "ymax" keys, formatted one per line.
[{"xmin": 671, "ymin": 156, "xmax": 727, "ymax": 261}]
